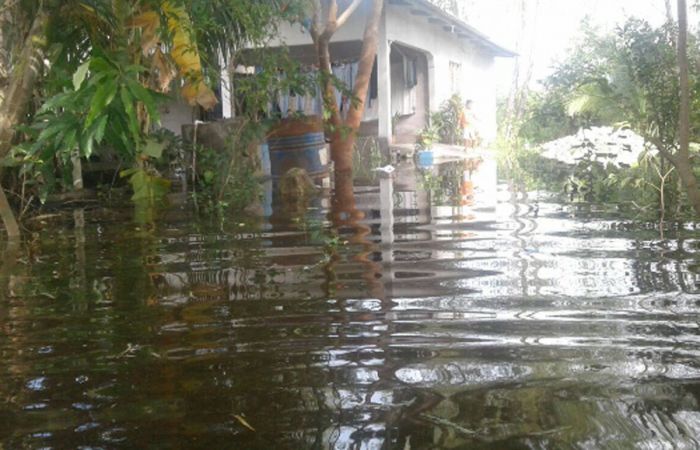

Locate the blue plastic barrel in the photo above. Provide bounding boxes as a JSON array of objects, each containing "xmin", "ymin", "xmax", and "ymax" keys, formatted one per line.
[
  {"xmin": 258, "ymin": 143, "xmax": 271, "ymax": 177},
  {"xmin": 267, "ymin": 117, "xmax": 329, "ymax": 178}
]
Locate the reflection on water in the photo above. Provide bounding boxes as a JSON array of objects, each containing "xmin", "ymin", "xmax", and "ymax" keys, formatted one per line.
[{"xmin": 1, "ymin": 157, "xmax": 700, "ymax": 449}]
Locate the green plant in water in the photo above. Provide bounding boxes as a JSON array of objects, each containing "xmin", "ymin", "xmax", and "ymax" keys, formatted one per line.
[
  {"xmin": 431, "ymin": 94, "xmax": 465, "ymax": 145},
  {"xmin": 416, "ymin": 125, "xmax": 440, "ymax": 151},
  {"xmin": 353, "ymin": 137, "xmax": 387, "ymax": 182},
  {"xmin": 8, "ymin": 53, "xmax": 169, "ymax": 203},
  {"xmin": 193, "ymin": 121, "xmax": 268, "ymax": 215}
]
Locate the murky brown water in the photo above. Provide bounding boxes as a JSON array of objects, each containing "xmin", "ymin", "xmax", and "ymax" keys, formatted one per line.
[{"xmin": 1, "ymin": 159, "xmax": 700, "ymax": 449}]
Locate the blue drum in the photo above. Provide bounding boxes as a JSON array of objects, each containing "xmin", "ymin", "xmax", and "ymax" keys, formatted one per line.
[{"xmin": 267, "ymin": 117, "xmax": 330, "ymax": 178}]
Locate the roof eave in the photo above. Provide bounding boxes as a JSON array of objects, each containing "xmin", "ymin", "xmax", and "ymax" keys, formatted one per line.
[{"xmin": 406, "ymin": 0, "xmax": 517, "ymax": 58}]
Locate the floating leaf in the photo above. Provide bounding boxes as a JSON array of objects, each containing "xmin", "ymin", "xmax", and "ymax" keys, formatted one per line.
[{"xmin": 233, "ymin": 414, "xmax": 255, "ymax": 432}]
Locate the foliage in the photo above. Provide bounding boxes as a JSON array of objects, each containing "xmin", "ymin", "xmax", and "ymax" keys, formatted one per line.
[
  {"xmin": 417, "ymin": 161, "xmax": 475, "ymax": 206},
  {"xmin": 431, "ymin": 94, "xmax": 464, "ymax": 145},
  {"xmin": 232, "ymin": 48, "xmax": 319, "ymax": 121},
  {"xmin": 562, "ymin": 138, "xmax": 624, "ymax": 202},
  {"xmin": 4, "ymin": 53, "xmax": 169, "ymax": 201},
  {"xmin": 192, "ymin": 121, "xmax": 267, "ymax": 213},
  {"xmin": 3, "ymin": 0, "xmax": 309, "ymax": 210},
  {"xmin": 515, "ymin": 92, "xmax": 581, "ymax": 145},
  {"xmin": 502, "ymin": 136, "xmax": 691, "ymax": 218},
  {"xmin": 507, "ymin": 16, "xmax": 700, "ymax": 216},
  {"xmin": 352, "ymin": 136, "xmax": 387, "ymax": 183},
  {"xmin": 416, "ymin": 124, "xmax": 440, "ymax": 150}
]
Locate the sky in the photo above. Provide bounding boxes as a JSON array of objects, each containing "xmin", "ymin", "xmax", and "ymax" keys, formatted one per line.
[{"xmin": 461, "ymin": 0, "xmax": 679, "ymax": 92}]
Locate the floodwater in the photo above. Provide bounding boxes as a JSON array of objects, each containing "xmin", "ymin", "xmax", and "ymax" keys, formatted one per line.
[{"xmin": 1, "ymin": 157, "xmax": 700, "ymax": 449}]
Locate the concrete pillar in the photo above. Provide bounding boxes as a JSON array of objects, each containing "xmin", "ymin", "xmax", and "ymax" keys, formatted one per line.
[
  {"xmin": 221, "ymin": 66, "xmax": 233, "ymax": 119},
  {"xmin": 379, "ymin": 171, "xmax": 395, "ymax": 297},
  {"xmin": 377, "ymin": 8, "xmax": 392, "ymax": 146},
  {"xmin": 427, "ymin": 53, "xmax": 437, "ymax": 113}
]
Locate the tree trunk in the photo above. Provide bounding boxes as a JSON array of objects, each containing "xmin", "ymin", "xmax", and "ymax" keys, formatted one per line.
[
  {"xmin": 665, "ymin": 0, "xmax": 674, "ymax": 25},
  {"xmin": 312, "ymin": 0, "xmax": 385, "ymax": 175},
  {"xmin": 502, "ymin": 0, "xmax": 539, "ymax": 145},
  {"xmin": 330, "ymin": 0, "xmax": 384, "ymax": 174},
  {"xmin": 675, "ymin": 0, "xmax": 700, "ymax": 216},
  {"xmin": 0, "ymin": 7, "xmax": 48, "ymax": 238},
  {"xmin": 0, "ymin": 9, "xmax": 48, "ymax": 159},
  {"xmin": 676, "ymin": 162, "xmax": 700, "ymax": 215},
  {"xmin": 0, "ymin": 181, "xmax": 19, "ymax": 238},
  {"xmin": 315, "ymin": 37, "xmax": 341, "ymax": 129},
  {"xmin": 345, "ymin": 0, "xmax": 383, "ymax": 132}
]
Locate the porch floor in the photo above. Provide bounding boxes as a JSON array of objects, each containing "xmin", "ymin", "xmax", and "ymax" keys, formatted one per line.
[{"xmin": 391, "ymin": 142, "xmax": 483, "ymax": 162}]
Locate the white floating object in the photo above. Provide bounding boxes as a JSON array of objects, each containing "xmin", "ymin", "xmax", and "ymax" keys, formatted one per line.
[{"xmin": 373, "ymin": 165, "xmax": 395, "ymax": 174}]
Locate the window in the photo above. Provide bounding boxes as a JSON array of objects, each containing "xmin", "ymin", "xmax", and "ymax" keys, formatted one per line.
[
  {"xmin": 404, "ymin": 57, "xmax": 417, "ymax": 89},
  {"xmin": 449, "ymin": 61, "xmax": 461, "ymax": 94},
  {"xmin": 370, "ymin": 59, "xmax": 378, "ymax": 100}
]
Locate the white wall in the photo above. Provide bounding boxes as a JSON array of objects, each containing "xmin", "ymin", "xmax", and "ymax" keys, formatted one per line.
[
  {"xmin": 385, "ymin": 5, "xmax": 498, "ymax": 142},
  {"xmin": 160, "ymin": 100, "xmax": 195, "ymax": 136},
  {"xmin": 270, "ymin": 5, "xmax": 369, "ymax": 47}
]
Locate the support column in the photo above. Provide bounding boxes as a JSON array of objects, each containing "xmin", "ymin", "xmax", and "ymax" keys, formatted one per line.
[
  {"xmin": 377, "ymin": 8, "xmax": 392, "ymax": 147},
  {"xmin": 221, "ymin": 65, "xmax": 233, "ymax": 119},
  {"xmin": 427, "ymin": 54, "xmax": 437, "ymax": 113}
]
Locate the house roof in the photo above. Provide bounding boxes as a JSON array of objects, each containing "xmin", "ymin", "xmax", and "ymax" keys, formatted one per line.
[{"xmin": 394, "ymin": 0, "xmax": 517, "ymax": 57}]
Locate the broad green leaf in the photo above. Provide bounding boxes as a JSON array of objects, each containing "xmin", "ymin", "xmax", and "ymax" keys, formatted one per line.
[
  {"xmin": 126, "ymin": 168, "xmax": 171, "ymax": 202},
  {"xmin": 142, "ymin": 139, "xmax": 166, "ymax": 159},
  {"xmin": 119, "ymin": 86, "xmax": 141, "ymax": 148},
  {"xmin": 125, "ymin": 79, "xmax": 161, "ymax": 123},
  {"xmin": 39, "ymin": 92, "xmax": 73, "ymax": 113},
  {"xmin": 73, "ymin": 60, "xmax": 91, "ymax": 91},
  {"xmin": 89, "ymin": 57, "xmax": 117, "ymax": 75},
  {"xmin": 61, "ymin": 128, "xmax": 78, "ymax": 152},
  {"xmin": 93, "ymin": 115, "xmax": 109, "ymax": 144},
  {"xmin": 36, "ymin": 120, "xmax": 70, "ymax": 144},
  {"xmin": 86, "ymin": 78, "xmax": 118, "ymax": 127},
  {"xmin": 125, "ymin": 64, "xmax": 148, "ymax": 74},
  {"xmin": 79, "ymin": 129, "xmax": 94, "ymax": 158},
  {"xmin": 120, "ymin": 168, "xmax": 139, "ymax": 178}
]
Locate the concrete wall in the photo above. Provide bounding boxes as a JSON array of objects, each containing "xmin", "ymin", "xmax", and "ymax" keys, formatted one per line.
[
  {"xmin": 270, "ymin": 4, "xmax": 369, "ymax": 47},
  {"xmin": 160, "ymin": 100, "xmax": 195, "ymax": 136},
  {"xmin": 384, "ymin": 4, "xmax": 498, "ymax": 142}
]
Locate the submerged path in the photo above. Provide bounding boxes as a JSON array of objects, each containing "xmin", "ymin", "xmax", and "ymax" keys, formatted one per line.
[{"xmin": 1, "ymin": 159, "xmax": 699, "ymax": 448}]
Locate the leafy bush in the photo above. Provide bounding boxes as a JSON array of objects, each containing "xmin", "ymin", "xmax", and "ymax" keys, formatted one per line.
[{"xmin": 431, "ymin": 94, "xmax": 464, "ymax": 145}]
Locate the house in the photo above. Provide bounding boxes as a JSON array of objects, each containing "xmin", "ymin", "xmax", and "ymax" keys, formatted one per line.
[
  {"xmin": 233, "ymin": 0, "xmax": 512, "ymax": 146},
  {"xmin": 162, "ymin": 0, "xmax": 514, "ymax": 149}
]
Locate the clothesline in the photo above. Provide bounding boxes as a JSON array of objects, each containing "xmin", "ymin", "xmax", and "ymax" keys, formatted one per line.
[{"xmin": 269, "ymin": 61, "xmax": 379, "ymax": 119}]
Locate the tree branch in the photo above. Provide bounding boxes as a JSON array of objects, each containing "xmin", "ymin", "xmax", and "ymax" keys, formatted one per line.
[
  {"xmin": 326, "ymin": 0, "xmax": 338, "ymax": 27},
  {"xmin": 345, "ymin": 0, "xmax": 384, "ymax": 129},
  {"xmin": 646, "ymin": 134, "xmax": 678, "ymax": 167},
  {"xmin": 336, "ymin": 0, "xmax": 362, "ymax": 29},
  {"xmin": 310, "ymin": 0, "xmax": 322, "ymax": 42}
]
